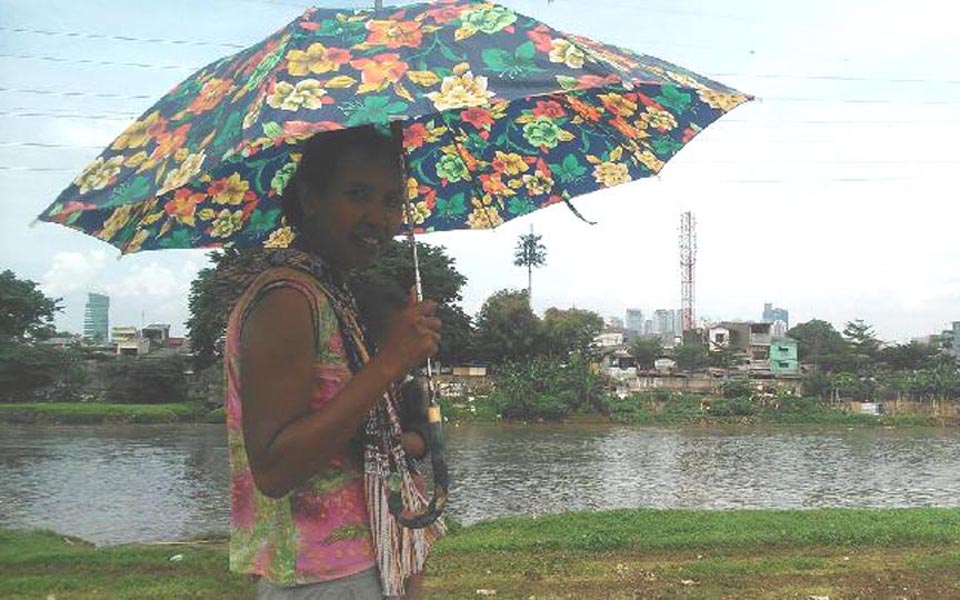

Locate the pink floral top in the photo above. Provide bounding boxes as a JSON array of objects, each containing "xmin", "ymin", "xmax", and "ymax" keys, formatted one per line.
[{"xmin": 225, "ymin": 266, "xmax": 376, "ymax": 586}]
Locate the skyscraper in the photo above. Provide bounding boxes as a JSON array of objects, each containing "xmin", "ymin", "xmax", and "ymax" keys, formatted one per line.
[
  {"xmin": 763, "ymin": 302, "xmax": 789, "ymax": 328},
  {"xmin": 625, "ymin": 309, "xmax": 644, "ymax": 332},
  {"xmin": 84, "ymin": 293, "xmax": 109, "ymax": 343}
]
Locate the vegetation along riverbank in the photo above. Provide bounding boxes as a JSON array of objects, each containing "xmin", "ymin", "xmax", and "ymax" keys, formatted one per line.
[{"xmin": 3, "ymin": 508, "xmax": 960, "ymax": 599}]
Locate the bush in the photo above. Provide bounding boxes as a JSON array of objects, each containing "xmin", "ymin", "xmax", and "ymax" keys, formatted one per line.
[
  {"xmin": 710, "ymin": 397, "xmax": 757, "ymax": 417},
  {"xmin": 719, "ymin": 379, "xmax": 753, "ymax": 399},
  {"xmin": 0, "ymin": 342, "xmax": 80, "ymax": 402},
  {"xmin": 490, "ymin": 355, "xmax": 603, "ymax": 420},
  {"xmin": 101, "ymin": 356, "xmax": 188, "ymax": 404}
]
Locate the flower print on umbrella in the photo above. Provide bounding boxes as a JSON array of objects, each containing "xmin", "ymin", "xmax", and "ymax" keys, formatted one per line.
[
  {"xmin": 639, "ymin": 105, "xmax": 678, "ymax": 132},
  {"xmin": 365, "ymin": 19, "xmax": 423, "ymax": 49},
  {"xmin": 186, "ymin": 78, "xmax": 233, "ymax": 114},
  {"xmin": 458, "ymin": 4, "xmax": 517, "ymax": 38},
  {"xmin": 467, "ymin": 195, "xmax": 504, "ymax": 229},
  {"xmin": 97, "ymin": 204, "xmax": 135, "ymax": 241},
  {"xmin": 285, "ymin": 43, "xmax": 351, "ymax": 76},
  {"xmin": 74, "ymin": 156, "xmax": 125, "ymax": 194},
  {"xmin": 698, "ymin": 89, "xmax": 749, "ymax": 111},
  {"xmin": 426, "ymin": 65, "xmax": 495, "ymax": 111},
  {"xmin": 423, "ymin": 3, "xmax": 471, "ymax": 25},
  {"xmin": 165, "ymin": 188, "xmax": 205, "ymax": 226},
  {"xmin": 263, "ymin": 226, "xmax": 296, "ymax": 249},
  {"xmin": 435, "ymin": 151, "xmax": 469, "ymax": 183},
  {"xmin": 158, "ymin": 151, "xmax": 206, "ymax": 196},
  {"xmin": 267, "ymin": 80, "xmax": 332, "ymax": 111},
  {"xmin": 111, "ymin": 111, "xmax": 162, "ymax": 151},
  {"xmin": 209, "ymin": 208, "xmax": 246, "ymax": 239},
  {"xmin": 351, "ymin": 53, "xmax": 409, "ymax": 93},
  {"xmin": 209, "ymin": 173, "xmax": 253, "ymax": 206},
  {"xmin": 549, "ymin": 39, "xmax": 586, "ymax": 69},
  {"xmin": 492, "ymin": 151, "xmax": 529, "ymax": 177}
]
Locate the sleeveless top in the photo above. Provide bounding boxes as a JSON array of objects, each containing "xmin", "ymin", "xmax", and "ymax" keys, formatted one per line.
[{"xmin": 225, "ymin": 265, "xmax": 377, "ymax": 585}]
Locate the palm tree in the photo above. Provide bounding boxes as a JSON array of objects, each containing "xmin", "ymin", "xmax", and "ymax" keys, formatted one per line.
[{"xmin": 513, "ymin": 226, "xmax": 547, "ymax": 306}]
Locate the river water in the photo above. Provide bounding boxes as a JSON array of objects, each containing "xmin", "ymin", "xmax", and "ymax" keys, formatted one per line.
[{"xmin": 1, "ymin": 423, "xmax": 957, "ymax": 545}]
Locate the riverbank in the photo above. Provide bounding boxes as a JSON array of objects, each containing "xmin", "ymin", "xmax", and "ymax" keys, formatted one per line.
[
  {"xmin": 0, "ymin": 402, "xmax": 216, "ymax": 424},
  {"xmin": 3, "ymin": 508, "xmax": 959, "ymax": 598},
  {"xmin": 2, "ymin": 396, "xmax": 956, "ymax": 427}
]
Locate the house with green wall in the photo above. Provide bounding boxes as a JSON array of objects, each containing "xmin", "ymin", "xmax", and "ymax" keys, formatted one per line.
[{"xmin": 770, "ymin": 337, "xmax": 799, "ymax": 375}]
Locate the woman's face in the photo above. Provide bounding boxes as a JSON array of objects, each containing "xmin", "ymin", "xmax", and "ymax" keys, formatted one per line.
[{"xmin": 299, "ymin": 147, "xmax": 404, "ymax": 271}]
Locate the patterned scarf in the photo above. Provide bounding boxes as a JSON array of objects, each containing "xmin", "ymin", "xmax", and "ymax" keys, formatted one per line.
[{"xmin": 217, "ymin": 247, "xmax": 444, "ymax": 597}]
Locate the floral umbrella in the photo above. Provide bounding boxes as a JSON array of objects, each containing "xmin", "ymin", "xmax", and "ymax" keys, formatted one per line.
[{"xmin": 37, "ymin": 0, "xmax": 750, "ymax": 254}]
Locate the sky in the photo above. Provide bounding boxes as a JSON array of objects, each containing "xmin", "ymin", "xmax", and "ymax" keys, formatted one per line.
[{"xmin": 1, "ymin": 0, "xmax": 958, "ymax": 342}]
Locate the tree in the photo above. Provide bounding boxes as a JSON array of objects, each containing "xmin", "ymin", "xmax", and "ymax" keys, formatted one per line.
[
  {"xmin": 541, "ymin": 307, "xmax": 603, "ymax": 357},
  {"xmin": 0, "ymin": 270, "xmax": 61, "ymax": 342},
  {"xmin": 473, "ymin": 289, "xmax": 542, "ymax": 364},
  {"xmin": 186, "ymin": 240, "xmax": 473, "ymax": 368},
  {"xmin": 186, "ymin": 248, "xmax": 260, "ymax": 370},
  {"xmin": 355, "ymin": 240, "xmax": 472, "ymax": 365},
  {"xmin": 674, "ymin": 343, "xmax": 710, "ymax": 372},
  {"xmin": 843, "ymin": 319, "xmax": 880, "ymax": 372},
  {"xmin": 878, "ymin": 341, "xmax": 939, "ymax": 371},
  {"xmin": 513, "ymin": 228, "xmax": 546, "ymax": 305},
  {"xmin": 630, "ymin": 337, "xmax": 663, "ymax": 369},
  {"xmin": 787, "ymin": 319, "xmax": 851, "ymax": 372}
]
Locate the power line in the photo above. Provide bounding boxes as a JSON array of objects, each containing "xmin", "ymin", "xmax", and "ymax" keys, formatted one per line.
[
  {"xmin": 0, "ymin": 110, "xmax": 137, "ymax": 121},
  {"xmin": 0, "ymin": 166, "xmax": 77, "ymax": 172},
  {"xmin": 707, "ymin": 72, "xmax": 960, "ymax": 85},
  {"xmin": 0, "ymin": 141, "xmax": 105, "ymax": 149},
  {"xmin": 0, "ymin": 53, "xmax": 192, "ymax": 70},
  {"xmin": 0, "ymin": 87, "xmax": 156, "ymax": 100},
  {"xmin": 0, "ymin": 26, "xmax": 247, "ymax": 49}
]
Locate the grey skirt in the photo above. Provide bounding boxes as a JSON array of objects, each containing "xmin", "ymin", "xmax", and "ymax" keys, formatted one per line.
[{"xmin": 256, "ymin": 568, "xmax": 385, "ymax": 600}]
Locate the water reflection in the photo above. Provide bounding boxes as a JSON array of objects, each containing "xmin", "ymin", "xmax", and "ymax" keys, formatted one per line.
[{"xmin": 1, "ymin": 423, "xmax": 957, "ymax": 545}]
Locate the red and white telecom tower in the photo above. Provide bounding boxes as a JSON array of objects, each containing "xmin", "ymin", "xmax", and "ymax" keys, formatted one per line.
[{"xmin": 679, "ymin": 211, "xmax": 697, "ymax": 332}]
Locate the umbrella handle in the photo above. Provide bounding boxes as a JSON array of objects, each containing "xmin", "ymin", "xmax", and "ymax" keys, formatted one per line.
[{"xmin": 388, "ymin": 405, "xmax": 449, "ymax": 529}]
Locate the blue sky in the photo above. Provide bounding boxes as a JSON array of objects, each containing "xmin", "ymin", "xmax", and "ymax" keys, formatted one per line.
[{"xmin": 1, "ymin": 0, "xmax": 958, "ymax": 341}]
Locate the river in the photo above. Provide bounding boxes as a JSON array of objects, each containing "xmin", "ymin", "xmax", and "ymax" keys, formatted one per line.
[{"xmin": 1, "ymin": 423, "xmax": 957, "ymax": 545}]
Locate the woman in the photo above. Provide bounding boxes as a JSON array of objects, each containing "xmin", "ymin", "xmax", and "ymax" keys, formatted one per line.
[{"xmin": 223, "ymin": 124, "xmax": 444, "ymax": 599}]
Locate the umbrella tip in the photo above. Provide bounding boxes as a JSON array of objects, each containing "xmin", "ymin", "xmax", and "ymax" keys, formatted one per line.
[{"xmin": 28, "ymin": 217, "xmax": 40, "ymax": 228}]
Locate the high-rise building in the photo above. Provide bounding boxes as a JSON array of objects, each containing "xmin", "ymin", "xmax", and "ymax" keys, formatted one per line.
[
  {"xmin": 653, "ymin": 309, "xmax": 674, "ymax": 335},
  {"xmin": 625, "ymin": 309, "xmax": 644, "ymax": 332},
  {"xmin": 762, "ymin": 302, "xmax": 789, "ymax": 328},
  {"xmin": 948, "ymin": 321, "xmax": 960, "ymax": 360},
  {"xmin": 83, "ymin": 293, "xmax": 109, "ymax": 343}
]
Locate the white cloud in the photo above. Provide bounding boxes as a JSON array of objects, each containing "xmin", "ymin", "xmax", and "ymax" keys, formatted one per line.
[
  {"xmin": 41, "ymin": 251, "xmax": 108, "ymax": 297},
  {"xmin": 102, "ymin": 261, "xmax": 202, "ymax": 300}
]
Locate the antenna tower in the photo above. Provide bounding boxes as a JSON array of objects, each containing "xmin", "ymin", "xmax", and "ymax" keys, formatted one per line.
[{"xmin": 680, "ymin": 211, "xmax": 697, "ymax": 332}]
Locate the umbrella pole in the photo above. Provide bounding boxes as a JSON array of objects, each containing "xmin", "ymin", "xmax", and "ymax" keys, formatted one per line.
[{"xmin": 393, "ymin": 147, "xmax": 448, "ymax": 529}]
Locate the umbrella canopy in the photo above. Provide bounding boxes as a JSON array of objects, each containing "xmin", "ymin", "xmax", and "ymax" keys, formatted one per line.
[{"xmin": 37, "ymin": 0, "xmax": 749, "ymax": 253}]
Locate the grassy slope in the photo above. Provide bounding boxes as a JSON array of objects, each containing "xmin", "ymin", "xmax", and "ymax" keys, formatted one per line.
[{"xmin": 4, "ymin": 509, "xmax": 960, "ymax": 599}]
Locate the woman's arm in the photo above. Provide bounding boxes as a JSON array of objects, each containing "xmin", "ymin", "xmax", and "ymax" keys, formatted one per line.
[{"xmin": 239, "ymin": 287, "xmax": 439, "ymax": 498}]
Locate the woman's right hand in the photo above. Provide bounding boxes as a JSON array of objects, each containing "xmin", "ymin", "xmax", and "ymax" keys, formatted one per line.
[{"xmin": 375, "ymin": 295, "xmax": 441, "ymax": 381}]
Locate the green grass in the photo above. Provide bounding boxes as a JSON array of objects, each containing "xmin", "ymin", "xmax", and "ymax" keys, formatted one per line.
[
  {"xmin": 603, "ymin": 395, "xmax": 948, "ymax": 427},
  {"xmin": 0, "ymin": 402, "xmax": 207, "ymax": 424},
  {"xmin": 436, "ymin": 508, "xmax": 960, "ymax": 554},
  {"xmin": 0, "ymin": 529, "xmax": 248, "ymax": 599},
  {"xmin": 4, "ymin": 509, "xmax": 960, "ymax": 599}
]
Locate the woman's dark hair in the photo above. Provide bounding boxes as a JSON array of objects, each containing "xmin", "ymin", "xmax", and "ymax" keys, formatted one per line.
[{"xmin": 280, "ymin": 123, "xmax": 404, "ymax": 231}]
